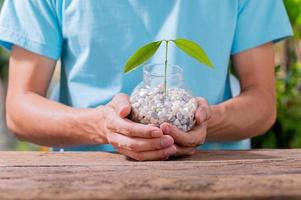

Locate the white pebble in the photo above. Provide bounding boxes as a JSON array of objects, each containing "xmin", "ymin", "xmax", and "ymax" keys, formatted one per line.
[{"xmin": 130, "ymin": 85, "xmax": 198, "ymax": 132}]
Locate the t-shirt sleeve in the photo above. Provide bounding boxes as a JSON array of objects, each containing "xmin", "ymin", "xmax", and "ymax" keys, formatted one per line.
[
  {"xmin": 231, "ymin": 0, "xmax": 293, "ymax": 55},
  {"xmin": 0, "ymin": 0, "xmax": 62, "ymax": 60}
]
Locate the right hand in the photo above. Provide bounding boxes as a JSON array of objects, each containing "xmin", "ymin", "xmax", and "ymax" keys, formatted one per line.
[{"xmin": 97, "ymin": 93, "xmax": 176, "ymax": 161}]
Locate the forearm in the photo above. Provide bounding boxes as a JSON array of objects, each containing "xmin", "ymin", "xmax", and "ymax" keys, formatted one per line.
[
  {"xmin": 6, "ymin": 92, "xmax": 107, "ymax": 147},
  {"xmin": 206, "ymin": 86, "xmax": 276, "ymax": 141}
]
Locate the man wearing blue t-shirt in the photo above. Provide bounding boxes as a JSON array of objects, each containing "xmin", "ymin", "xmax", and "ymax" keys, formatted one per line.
[{"xmin": 0, "ymin": 0, "xmax": 292, "ymax": 160}]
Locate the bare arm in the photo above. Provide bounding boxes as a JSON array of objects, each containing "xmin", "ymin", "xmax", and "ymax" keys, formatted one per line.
[
  {"xmin": 207, "ymin": 42, "xmax": 276, "ymax": 141},
  {"xmin": 6, "ymin": 45, "xmax": 109, "ymax": 146}
]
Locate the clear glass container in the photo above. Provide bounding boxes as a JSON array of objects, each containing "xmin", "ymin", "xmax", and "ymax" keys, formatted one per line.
[
  {"xmin": 142, "ymin": 63, "xmax": 184, "ymax": 89},
  {"xmin": 130, "ymin": 63, "xmax": 198, "ymax": 132}
]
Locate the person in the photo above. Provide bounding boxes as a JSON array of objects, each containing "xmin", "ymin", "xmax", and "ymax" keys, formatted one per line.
[{"xmin": 0, "ymin": 0, "xmax": 292, "ymax": 161}]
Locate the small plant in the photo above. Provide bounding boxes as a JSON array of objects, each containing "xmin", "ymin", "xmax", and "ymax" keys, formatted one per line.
[{"xmin": 123, "ymin": 38, "xmax": 214, "ymax": 94}]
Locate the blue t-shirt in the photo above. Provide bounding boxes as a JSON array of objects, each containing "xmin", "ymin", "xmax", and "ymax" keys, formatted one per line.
[{"xmin": 0, "ymin": 0, "xmax": 292, "ymax": 151}]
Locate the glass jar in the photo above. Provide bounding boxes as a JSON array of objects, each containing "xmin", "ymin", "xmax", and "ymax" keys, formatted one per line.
[{"xmin": 130, "ymin": 63, "xmax": 198, "ymax": 132}]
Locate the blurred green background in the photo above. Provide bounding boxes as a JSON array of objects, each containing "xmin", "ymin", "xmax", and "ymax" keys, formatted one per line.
[
  {"xmin": 0, "ymin": 0, "xmax": 300, "ymax": 150},
  {"xmin": 252, "ymin": 0, "xmax": 301, "ymax": 148}
]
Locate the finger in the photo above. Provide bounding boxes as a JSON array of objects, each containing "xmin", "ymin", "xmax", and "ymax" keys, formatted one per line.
[
  {"xmin": 108, "ymin": 132, "xmax": 174, "ymax": 152},
  {"xmin": 195, "ymin": 106, "xmax": 207, "ymax": 124},
  {"xmin": 173, "ymin": 145, "xmax": 196, "ymax": 157},
  {"xmin": 160, "ymin": 123, "xmax": 206, "ymax": 147},
  {"xmin": 108, "ymin": 93, "xmax": 131, "ymax": 118},
  {"xmin": 195, "ymin": 97, "xmax": 212, "ymax": 121},
  {"xmin": 116, "ymin": 145, "xmax": 177, "ymax": 161},
  {"xmin": 107, "ymin": 117, "xmax": 163, "ymax": 138}
]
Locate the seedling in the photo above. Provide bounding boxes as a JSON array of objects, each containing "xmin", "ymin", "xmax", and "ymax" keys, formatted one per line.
[{"xmin": 123, "ymin": 38, "xmax": 214, "ymax": 95}]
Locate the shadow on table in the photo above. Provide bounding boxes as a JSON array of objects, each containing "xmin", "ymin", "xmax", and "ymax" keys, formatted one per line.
[{"xmin": 169, "ymin": 150, "xmax": 279, "ymax": 162}]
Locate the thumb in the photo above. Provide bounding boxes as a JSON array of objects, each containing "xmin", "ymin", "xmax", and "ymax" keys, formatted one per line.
[
  {"xmin": 195, "ymin": 106, "xmax": 207, "ymax": 124},
  {"xmin": 108, "ymin": 93, "xmax": 131, "ymax": 118}
]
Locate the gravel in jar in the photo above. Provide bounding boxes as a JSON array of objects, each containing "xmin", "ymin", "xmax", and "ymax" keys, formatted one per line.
[{"xmin": 130, "ymin": 85, "xmax": 198, "ymax": 132}]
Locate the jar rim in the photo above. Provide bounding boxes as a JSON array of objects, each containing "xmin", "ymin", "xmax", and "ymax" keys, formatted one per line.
[{"xmin": 143, "ymin": 63, "xmax": 183, "ymax": 77}]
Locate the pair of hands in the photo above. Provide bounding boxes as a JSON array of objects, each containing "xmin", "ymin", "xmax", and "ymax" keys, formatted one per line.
[{"xmin": 98, "ymin": 93, "xmax": 211, "ymax": 161}]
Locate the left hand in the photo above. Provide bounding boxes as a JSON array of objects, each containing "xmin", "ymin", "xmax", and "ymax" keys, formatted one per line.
[{"xmin": 160, "ymin": 97, "xmax": 212, "ymax": 157}]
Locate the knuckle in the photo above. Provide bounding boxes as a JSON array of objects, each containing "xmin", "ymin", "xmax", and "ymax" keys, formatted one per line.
[
  {"xmin": 105, "ymin": 120, "xmax": 114, "ymax": 131},
  {"xmin": 199, "ymin": 105, "xmax": 208, "ymax": 114},
  {"xmin": 115, "ymin": 124, "xmax": 132, "ymax": 136},
  {"xmin": 106, "ymin": 131, "xmax": 116, "ymax": 142},
  {"xmin": 124, "ymin": 125, "xmax": 133, "ymax": 136},
  {"xmin": 106, "ymin": 101, "xmax": 116, "ymax": 110},
  {"xmin": 127, "ymin": 141, "xmax": 137, "ymax": 151},
  {"xmin": 107, "ymin": 133, "xmax": 123, "ymax": 148},
  {"xmin": 197, "ymin": 97, "xmax": 207, "ymax": 104},
  {"xmin": 115, "ymin": 93, "xmax": 130, "ymax": 104},
  {"xmin": 114, "ymin": 93, "xmax": 125, "ymax": 101},
  {"xmin": 127, "ymin": 123, "xmax": 142, "ymax": 137},
  {"xmin": 103, "ymin": 112, "xmax": 116, "ymax": 129},
  {"xmin": 197, "ymin": 98, "xmax": 210, "ymax": 108},
  {"xmin": 118, "ymin": 93, "xmax": 129, "ymax": 99}
]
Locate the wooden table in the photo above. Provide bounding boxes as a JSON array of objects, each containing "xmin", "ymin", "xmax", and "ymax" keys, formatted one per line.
[{"xmin": 0, "ymin": 150, "xmax": 301, "ymax": 200}]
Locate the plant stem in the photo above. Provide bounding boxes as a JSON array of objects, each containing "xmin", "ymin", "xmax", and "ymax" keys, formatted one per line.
[{"xmin": 164, "ymin": 40, "xmax": 169, "ymax": 96}]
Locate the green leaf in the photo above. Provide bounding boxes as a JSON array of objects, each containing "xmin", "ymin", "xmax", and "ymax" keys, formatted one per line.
[
  {"xmin": 124, "ymin": 41, "xmax": 162, "ymax": 73},
  {"xmin": 172, "ymin": 38, "xmax": 214, "ymax": 68}
]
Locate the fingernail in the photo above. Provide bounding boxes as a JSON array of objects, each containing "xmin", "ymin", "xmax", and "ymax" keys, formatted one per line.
[
  {"xmin": 160, "ymin": 137, "xmax": 173, "ymax": 147},
  {"xmin": 151, "ymin": 130, "xmax": 162, "ymax": 137},
  {"xmin": 119, "ymin": 106, "xmax": 131, "ymax": 118},
  {"xmin": 165, "ymin": 146, "xmax": 177, "ymax": 156},
  {"xmin": 163, "ymin": 125, "xmax": 170, "ymax": 134}
]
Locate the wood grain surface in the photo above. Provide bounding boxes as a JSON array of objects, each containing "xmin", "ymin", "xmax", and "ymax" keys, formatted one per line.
[{"xmin": 0, "ymin": 149, "xmax": 301, "ymax": 200}]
